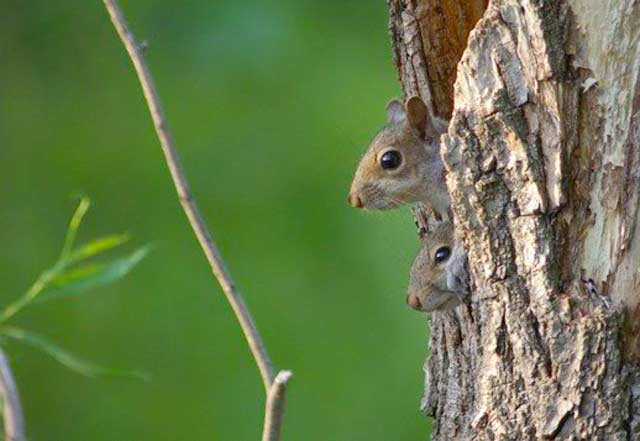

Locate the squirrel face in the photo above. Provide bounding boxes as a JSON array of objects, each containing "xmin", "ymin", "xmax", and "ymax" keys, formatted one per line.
[
  {"xmin": 406, "ymin": 222, "xmax": 468, "ymax": 313},
  {"xmin": 348, "ymin": 96, "xmax": 449, "ymax": 215}
]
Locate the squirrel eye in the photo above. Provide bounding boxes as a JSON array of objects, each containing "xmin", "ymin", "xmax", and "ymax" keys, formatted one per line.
[
  {"xmin": 434, "ymin": 246, "xmax": 451, "ymax": 264},
  {"xmin": 380, "ymin": 150, "xmax": 402, "ymax": 170}
]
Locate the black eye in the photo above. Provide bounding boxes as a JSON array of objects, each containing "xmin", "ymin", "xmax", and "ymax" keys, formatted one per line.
[
  {"xmin": 380, "ymin": 150, "xmax": 402, "ymax": 170},
  {"xmin": 434, "ymin": 246, "xmax": 451, "ymax": 264}
]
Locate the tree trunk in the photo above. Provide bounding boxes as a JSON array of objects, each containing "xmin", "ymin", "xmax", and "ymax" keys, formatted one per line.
[{"xmin": 387, "ymin": 0, "xmax": 640, "ymax": 439}]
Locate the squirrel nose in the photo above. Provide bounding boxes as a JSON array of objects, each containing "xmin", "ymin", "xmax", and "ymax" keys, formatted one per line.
[
  {"xmin": 406, "ymin": 294, "xmax": 422, "ymax": 311},
  {"xmin": 348, "ymin": 193, "xmax": 363, "ymax": 208}
]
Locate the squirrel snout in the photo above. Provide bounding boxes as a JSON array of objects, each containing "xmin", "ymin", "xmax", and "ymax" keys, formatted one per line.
[
  {"xmin": 348, "ymin": 192, "xmax": 364, "ymax": 208},
  {"xmin": 406, "ymin": 294, "xmax": 422, "ymax": 311}
]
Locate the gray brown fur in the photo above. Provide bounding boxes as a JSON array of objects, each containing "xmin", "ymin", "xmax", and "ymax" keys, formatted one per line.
[
  {"xmin": 407, "ymin": 221, "xmax": 467, "ymax": 313},
  {"xmin": 348, "ymin": 96, "xmax": 450, "ymax": 217}
]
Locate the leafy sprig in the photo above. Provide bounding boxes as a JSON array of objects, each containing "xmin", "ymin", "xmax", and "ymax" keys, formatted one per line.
[{"xmin": 0, "ymin": 197, "xmax": 149, "ymax": 379}]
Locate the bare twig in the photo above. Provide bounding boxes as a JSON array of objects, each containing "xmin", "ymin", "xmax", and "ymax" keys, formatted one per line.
[
  {"xmin": 262, "ymin": 370, "xmax": 292, "ymax": 441},
  {"xmin": 101, "ymin": 2, "xmax": 292, "ymax": 437},
  {"xmin": 101, "ymin": 0, "xmax": 277, "ymax": 390},
  {"xmin": 104, "ymin": 0, "xmax": 291, "ymax": 441},
  {"xmin": 0, "ymin": 349, "xmax": 25, "ymax": 441}
]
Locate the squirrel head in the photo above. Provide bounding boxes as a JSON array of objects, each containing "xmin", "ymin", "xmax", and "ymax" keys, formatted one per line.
[
  {"xmin": 348, "ymin": 96, "xmax": 448, "ymax": 212},
  {"xmin": 406, "ymin": 221, "xmax": 468, "ymax": 313}
]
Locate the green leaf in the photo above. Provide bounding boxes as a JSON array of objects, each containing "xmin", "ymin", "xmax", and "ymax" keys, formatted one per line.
[
  {"xmin": 66, "ymin": 233, "xmax": 131, "ymax": 265},
  {"xmin": 1, "ymin": 326, "xmax": 148, "ymax": 380},
  {"xmin": 0, "ymin": 200, "xmax": 99, "ymax": 323},
  {"xmin": 37, "ymin": 245, "xmax": 151, "ymax": 303},
  {"xmin": 60, "ymin": 197, "xmax": 91, "ymax": 260}
]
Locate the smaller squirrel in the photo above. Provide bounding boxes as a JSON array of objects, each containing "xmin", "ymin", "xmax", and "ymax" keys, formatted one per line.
[
  {"xmin": 406, "ymin": 221, "xmax": 468, "ymax": 313},
  {"xmin": 348, "ymin": 96, "xmax": 450, "ymax": 218}
]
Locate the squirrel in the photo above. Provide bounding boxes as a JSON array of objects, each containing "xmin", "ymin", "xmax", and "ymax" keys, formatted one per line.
[
  {"xmin": 347, "ymin": 96, "xmax": 450, "ymax": 218},
  {"xmin": 406, "ymin": 221, "xmax": 468, "ymax": 313}
]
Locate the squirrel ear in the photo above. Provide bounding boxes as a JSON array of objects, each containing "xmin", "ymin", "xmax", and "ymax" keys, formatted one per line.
[
  {"xmin": 405, "ymin": 96, "xmax": 430, "ymax": 138},
  {"xmin": 386, "ymin": 99, "xmax": 406, "ymax": 124}
]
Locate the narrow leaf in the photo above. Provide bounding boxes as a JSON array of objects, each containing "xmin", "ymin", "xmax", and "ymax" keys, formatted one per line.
[
  {"xmin": 1, "ymin": 326, "xmax": 148, "ymax": 380},
  {"xmin": 38, "ymin": 245, "xmax": 151, "ymax": 303},
  {"xmin": 60, "ymin": 197, "xmax": 91, "ymax": 260},
  {"xmin": 66, "ymin": 233, "xmax": 131, "ymax": 265}
]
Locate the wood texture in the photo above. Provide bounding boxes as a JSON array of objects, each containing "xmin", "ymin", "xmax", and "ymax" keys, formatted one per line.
[
  {"xmin": 389, "ymin": 0, "xmax": 640, "ymax": 438},
  {"xmin": 388, "ymin": 0, "xmax": 487, "ymax": 119}
]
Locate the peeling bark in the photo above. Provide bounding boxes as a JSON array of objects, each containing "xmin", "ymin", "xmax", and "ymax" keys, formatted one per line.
[{"xmin": 388, "ymin": 0, "xmax": 640, "ymax": 439}]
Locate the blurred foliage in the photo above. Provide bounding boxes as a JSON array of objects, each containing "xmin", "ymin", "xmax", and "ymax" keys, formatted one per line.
[{"xmin": 1, "ymin": 1, "xmax": 432, "ymax": 440}]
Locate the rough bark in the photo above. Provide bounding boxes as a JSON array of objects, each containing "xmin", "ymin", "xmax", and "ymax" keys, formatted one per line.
[
  {"xmin": 388, "ymin": 0, "xmax": 488, "ymax": 119},
  {"xmin": 388, "ymin": 0, "xmax": 640, "ymax": 439}
]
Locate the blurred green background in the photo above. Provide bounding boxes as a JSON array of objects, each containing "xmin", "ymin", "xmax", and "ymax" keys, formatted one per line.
[{"xmin": 1, "ymin": 1, "xmax": 432, "ymax": 439}]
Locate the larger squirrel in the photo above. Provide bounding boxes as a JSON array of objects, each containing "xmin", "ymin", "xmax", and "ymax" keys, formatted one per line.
[{"xmin": 348, "ymin": 96, "xmax": 449, "ymax": 218}]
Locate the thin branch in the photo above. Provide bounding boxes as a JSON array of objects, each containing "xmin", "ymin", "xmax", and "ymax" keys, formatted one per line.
[
  {"xmin": 262, "ymin": 371, "xmax": 293, "ymax": 441},
  {"xmin": 101, "ymin": 0, "xmax": 276, "ymax": 390},
  {"xmin": 0, "ymin": 349, "xmax": 25, "ymax": 441}
]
